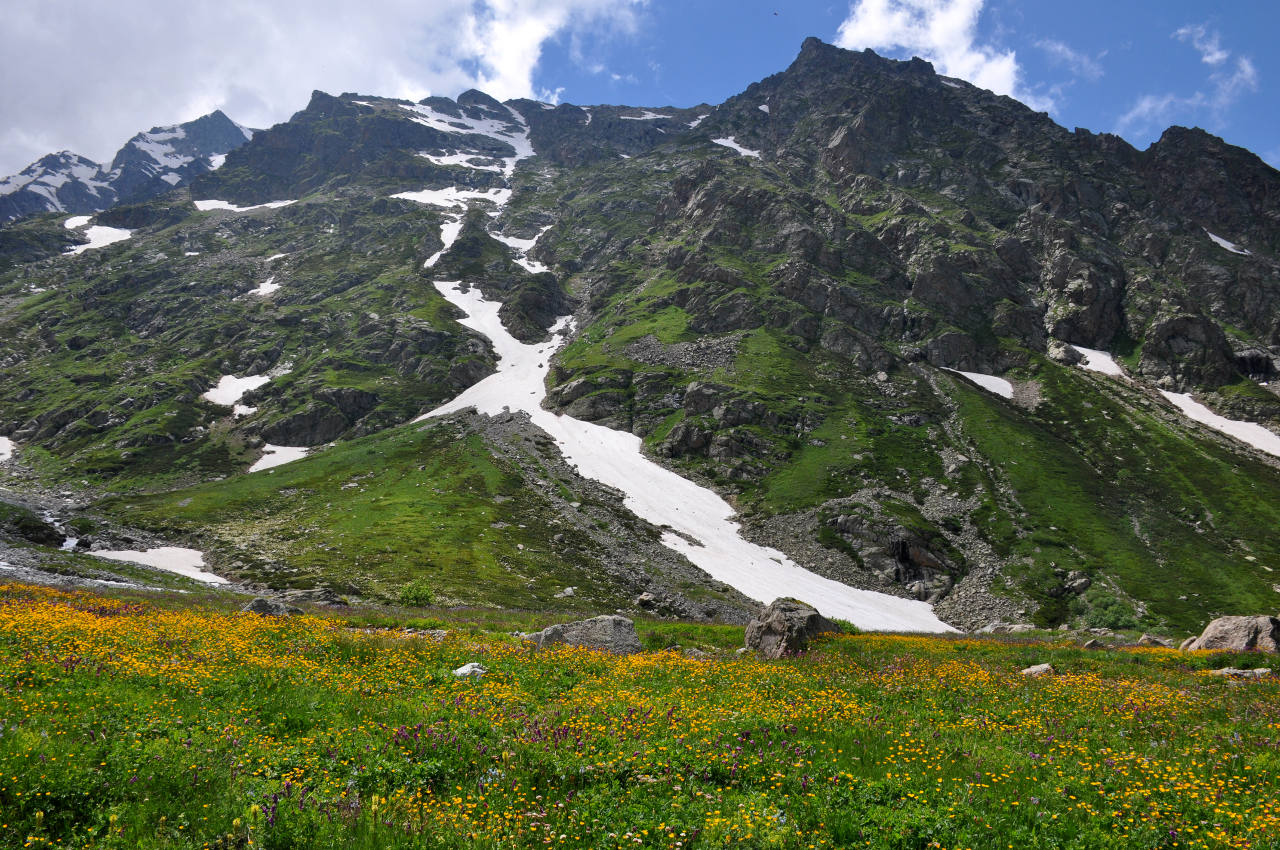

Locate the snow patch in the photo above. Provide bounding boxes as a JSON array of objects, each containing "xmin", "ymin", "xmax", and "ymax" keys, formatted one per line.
[
  {"xmin": 202, "ymin": 374, "xmax": 271, "ymax": 406},
  {"xmin": 711, "ymin": 137, "xmax": 762, "ymax": 158},
  {"xmin": 1204, "ymin": 229, "xmax": 1250, "ymax": 255},
  {"xmin": 492, "ymin": 225, "xmax": 552, "ymax": 274},
  {"xmin": 265, "ymin": 252, "xmax": 289, "ymax": 262},
  {"xmin": 758, "ymin": 104, "xmax": 770, "ymax": 113},
  {"xmin": 399, "ymin": 103, "xmax": 533, "ymax": 177},
  {"xmin": 1160, "ymin": 391, "xmax": 1280, "ymax": 458},
  {"xmin": 619, "ymin": 110, "xmax": 669, "ymax": 120},
  {"xmin": 91, "ymin": 547, "xmax": 227, "ymax": 584},
  {"xmin": 687, "ymin": 114, "xmax": 709, "ymax": 128},
  {"xmin": 424, "ymin": 215, "xmax": 465, "ymax": 268},
  {"xmin": 944, "ymin": 368, "xmax": 1014, "ymax": 399},
  {"xmin": 232, "ymin": 405, "xmax": 257, "ymax": 418},
  {"xmin": 420, "ymin": 281, "xmax": 955, "ymax": 632},
  {"xmin": 249, "ymin": 445, "xmax": 310, "ymax": 472},
  {"xmin": 63, "ymin": 215, "xmax": 92, "ymax": 229},
  {"xmin": 941, "ymin": 78, "xmax": 963, "ymax": 88},
  {"xmin": 160, "ymin": 173, "xmax": 182, "ymax": 186},
  {"xmin": 65, "ymin": 225, "xmax": 132, "ymax": 255},
  {"xmin": 0, "ymin": 437, "xmax": 14, "ymax": 461},
  {"xmin": 184, "ymin": 251, "xmax": 200, "ymax": 256},
  {"xmin": 194, "ymin": 199, "xmax": 296, "ymax": 212},
  {"xmin": 208, "ymin": 154, "xmax": 227, "ymax": 170},
  {"xmin": 1070, "ymin": 345, "xmax": 1124, "ymax": 376},
  {"xmin": 392, "ymin": 186, "xmax": 511, "ymax": 213},
  {"xmin": 417, "ymin": 151, "xmax": 504, "ymax": 172},
  {"xmin": 248, "ymin": 276, "xmax": 280, "ymax": 296}
]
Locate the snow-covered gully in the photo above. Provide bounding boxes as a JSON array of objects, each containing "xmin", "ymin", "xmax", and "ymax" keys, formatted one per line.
[
  {"xmin": 392, "ymin": 104, "xmax": 954, "ymax": 631},
  {"xmin": 422, "ymin": 282, "xmax": 955, "ymax": 632}
]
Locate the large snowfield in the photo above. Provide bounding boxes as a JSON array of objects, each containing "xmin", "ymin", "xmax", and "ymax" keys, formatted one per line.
[{"xmin": 91, "ymin": 547, "xmax": 227, "ymax": 584}]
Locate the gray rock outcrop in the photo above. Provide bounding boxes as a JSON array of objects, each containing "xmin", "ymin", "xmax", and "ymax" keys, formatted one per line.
[
  {"xmin": 744, "ymin": 598, "xmax": 841, "ymax": 659},
  {"xmin": 528, "ymin": 614, "xmax": 642, "ymax": 654},
  {"xmin": 1185, "ymin": 615, "xmax": 1280, "ymax": 652},
  {"xmin": 240, "ymin": 597, "xmax": 300, "ymax": 616}
]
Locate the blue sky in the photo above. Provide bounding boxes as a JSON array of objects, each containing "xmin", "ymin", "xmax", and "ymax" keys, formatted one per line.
[
  {"xmin": 532, "ymin": 0, "xmax": 1279, "ymax": 166},
  {"xmin": 1, "ymin": 0, "xmax": 1277, "ymax": 177}
]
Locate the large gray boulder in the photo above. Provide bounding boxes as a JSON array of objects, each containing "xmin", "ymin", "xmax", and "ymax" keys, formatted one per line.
[
  {"xmin": 1185, "ymin": 616, "xmax": 1280, "ymax": 653},
  {"xmin": 744, "ymin": 598, "xmax": 841, "ymax": 659},
  {"xmin": 529, "ymin": 615, "xmax": 642, "ymax": 655},
  {"xmin": 240, "ymin": 597, "xmax": 301, "ymax": 617}
]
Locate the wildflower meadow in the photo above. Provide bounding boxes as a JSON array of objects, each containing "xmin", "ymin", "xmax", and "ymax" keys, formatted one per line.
[{"xmin": 0, "ymin": 583, "xmax": 1277, "ymax": 848}]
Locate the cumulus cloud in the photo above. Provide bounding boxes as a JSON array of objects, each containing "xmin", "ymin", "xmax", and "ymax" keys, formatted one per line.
[
  {"xmin": 0, "ymin": 0, "xmax": 644, "ymax": 176},
  {"xmin": 1116, "ymin": 24, "xmax": 1258, "ymax": 138},
  {"xmin": 834, "ymin": 0, "xmax": 1052, "ymax": 110}
]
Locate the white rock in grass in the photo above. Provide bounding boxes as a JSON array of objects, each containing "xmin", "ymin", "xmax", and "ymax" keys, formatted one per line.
[
  {"xmin": 453, "ymin": 662, "xmax": 487, "ymax": 678},
  {"xmin": 1020, "ymin": 663, "xmax": 1055, "ymax": 677}
]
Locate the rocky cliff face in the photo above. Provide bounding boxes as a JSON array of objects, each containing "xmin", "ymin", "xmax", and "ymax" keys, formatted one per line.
[{"xmin": 0, "ymin": 39, "xmax": 1278, "ymax": 632}]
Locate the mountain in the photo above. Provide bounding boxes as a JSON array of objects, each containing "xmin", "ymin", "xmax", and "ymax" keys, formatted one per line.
[
  {"xmin": 1, "ymin": 38, "xmax": 1278, "ymax": 634},
  {"xmin": 0, "ymin": 110, "xmax": 253, "ymax": 223}
]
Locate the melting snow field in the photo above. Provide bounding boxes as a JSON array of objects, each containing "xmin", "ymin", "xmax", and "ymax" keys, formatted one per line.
[
  {"xmin": 393, "ymin": 186, "xmax": 511, "ymax": 213},
  {"xmin": 248, "ymin": 276, "xmax": 280, "ymax": 296},
  {"xmin": 1070, "ymin": 345, "xmax": 1125, "ymax": 376},
  {"xmin": 202, "ymin": 374, "xmax": 271, "ymax": 406},
  {"xmin": 0, "ymin": 436, "xmax": 14, "ymax": 461},
  {"xmin": 492, "ymin": 226, "xmax": 551, "ymax": 274},
  {"xmin": 619, "ymin": 110, "xmax": 669, "ymax": 120},
  {"xmin": 421, "ymin": 280, "xmax": 955, "ymax": 632},
  {"xmin": 91, "ymin": 547, "xmax": 227, "ymax": 584},
  {"xmin": 712, "ymin": 137, "xmax": 762, "ymax": 158},
  {"xmin": 1204, "ymin": 229, "xmax": 1251, "ymax": 255},
  {"xmin": 944, "ymin": 368, "xmax": 1013, "ymax": 399},
  {"xmin": 1160, "ymin": 391, "xmax": 1280, "ymax": 459},
  {"xmin": 249, "ymin": 444, "xmax": 310, "ymax": 472},
  {"xmin": 64, "ymin": 216, "xmax": 131, "ymax": 255},
  {"xmin": 194, "ymin": 199, "xmax": 296, "ymax": 213}
]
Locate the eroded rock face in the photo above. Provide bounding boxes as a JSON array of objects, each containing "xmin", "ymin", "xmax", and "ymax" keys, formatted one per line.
[
  {"xmin": 529, "ymin": 614, "xmax": 642, "ymax": 655},
  {"xmin": 744, "ymin": 598, "xmax": 841, "ymax": 658},
  {"xmin": 1186, "ymin": 616, "xmax": 1280, "ymax": 653}
]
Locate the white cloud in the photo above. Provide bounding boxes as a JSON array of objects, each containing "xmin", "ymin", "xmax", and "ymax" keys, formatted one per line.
[
  {"xmin": 1116, "ymin": 24, "xmax": 1258, "ymax": 138},
  {"xmin": 834, "ymin": 0, "xmax": 1052, "ymax": 111},
  {"xmin": 1036, "ymin": 39, "xmax": 1104, "ymax": 81},
  {"xmin": 0, "ymin": 0, "xmax": 644, "ymax": 176},
  {"xmin": 1174, "ymin": 24, "xmax": 1229, "ymax": 66}
]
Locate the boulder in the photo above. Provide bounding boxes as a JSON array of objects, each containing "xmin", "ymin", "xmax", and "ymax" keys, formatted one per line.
[
  {"xmin": 1179, "ymin": 636, "xmax": 1197, "ymax": 651},
  {"xmin": 529, "ymin": 615, "xmax": 642, "ymax": 655},
  {"xmin": 1081, "ymin": 638, "xmax": 1103, "ymax": 650},
  {"xmin": 744, "ymin": 598, "xmax": 841, "ymax": 659},
  {"xmin": 452, "ymin": 662, "xmax": 487, "ymax": 678},
  {"xmin": 1185, "ymin": 616, "xmax": 1280, "ymax": 653},
  {"xmin": 1137, "ymin": 633, "xmax": 1172, "ymax": 648},
  {"xmin": 1020, "ymin": 663, "xmax": 1055, "ymax": 677},
  {"xmin": 1205, "ymin": 667, "xmax": 1271, "ymax": 679},
  {"xmin": 240, "ymin": 597, "xmax": 300, "ymax": 616}
]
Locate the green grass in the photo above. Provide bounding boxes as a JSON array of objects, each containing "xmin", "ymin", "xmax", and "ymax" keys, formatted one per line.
[{"xmin": 96, "ymin": 417, "xmax": 647, "ymax": 610}]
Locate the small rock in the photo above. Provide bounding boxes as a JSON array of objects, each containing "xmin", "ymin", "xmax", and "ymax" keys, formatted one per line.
[
  {"xmin": 554, "ymin": 586, "xmax": 576, "ymax": 598},
  {"xmin": 1204, "ymin": 667, "xmax": 1271, "ymax": 679},
  {"xmin": 735, "ymin": 647, "xmax": 751, "ymax": 656},
  {"xmin": 1178, "ymin": 636, "xmax": 1197, "ymax": 651},
  {"xmin": 1081, "ymin": 638, "xmax": 1103, "ymax": 650},
  {"xmin": 682, "ymin": 648, "xmax": 711, "ymax": 660},
  {"xmin": 1020, "ymin": 663, "xmax": 1055, "ymax": 677},
  {"xmin": 635, "ymin": 592, "xmax": 657, "ymax": 608},
  {"xmin": 453, "ymin": 662, "xmax": 487, "ymax": 678},
  {"xmin": 1137, "ymin": 633, "xmax": 1172, "ymax": 648}
]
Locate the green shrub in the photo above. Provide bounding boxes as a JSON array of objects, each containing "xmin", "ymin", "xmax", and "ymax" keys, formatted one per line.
[{"xmin": 398, "ymin": 578, "xmax": 435, "ymax": 607}]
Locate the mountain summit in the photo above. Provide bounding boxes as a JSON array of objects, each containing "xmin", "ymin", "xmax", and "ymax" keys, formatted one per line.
[
  {"xmin": 0, "ymin": 110, "xmax": 253, "ymax": 223},
  {"xmin": 0, "ymin": 40, "xmax": 1278, "ymax": 633}
]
